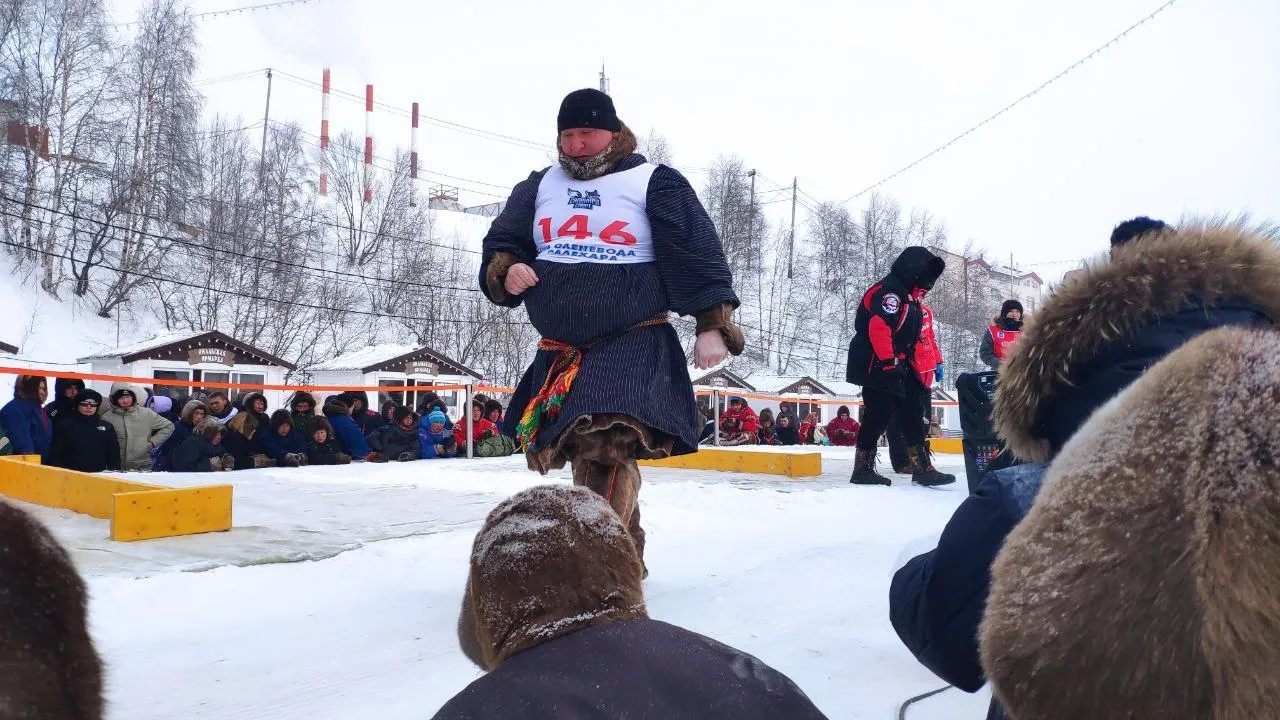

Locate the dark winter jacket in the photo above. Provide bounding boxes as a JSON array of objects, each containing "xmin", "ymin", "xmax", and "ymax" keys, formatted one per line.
[
  {"xmin": 367, "ymin": 423, "xmax": 420, "ymax": 461},
  {"xmin": 480, "ymin": 148, "xmax": 740, "ymax": 458},
  {"xmin": 289, "ymin": 391, "xmax": 317, "ymax": 430},
  {"xmin": 305, "ymin": 417, "xmax": 348, "ymax": 465},
  {"xmin": 846, "ymin": 247, "xmax": 946, "ymax": 396},
  {"xmin": 170, "ymin": 423, "xmax": 226, "ymax": 473},
  {"xmin": 45, "ymin": 390, "xmax": 120, "ymax": 473},
  {"xmin": 43, "ymin": 377, "xmax": 85, "ymax": 425},
  {"xmin": 979, "ymin": 317, "xmax": 1023, "ymax": 370},
  {"xmin": 344, "ymin": 391, "xmax": 385, "ymax": 435},
  {"xmin": 219, "ymin": 412, "xmax": 260, "ymax": 472},
  {"xmin": 441, "ymin": 484, "xmax": 826, "ymax": 720},
  {"xmin": 889, "ymin": 219, "xmax": 1280, "ymax": 720},
  {"xmin": 0, "ymin": 376, "xmax": 51, "ymax": 456},
  {"xmin": 324, "ymin": 401, "xmax": 370, "ymax": 458},
  {"xmin": 774, "ymin": 418, "xmax": 800, "ymax": 445},
  {"xmin": 238, "ymin": 392, "xmax": 272, "ymax": 454},
  {"xmin": 153, "ymin": 400, "xmax": 205, "ymax": 472},
  {"xmin": 260, "ymin": 410, "xmax": 307, "ymax": 464}
]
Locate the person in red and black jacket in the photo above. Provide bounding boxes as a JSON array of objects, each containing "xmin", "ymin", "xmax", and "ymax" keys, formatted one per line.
[
  {"xmin": 846, "ymin": 247, "xmax": 955, "ymax": 487},
  {"xmin": 887, "ymin": 301, "xmax": 943, "ymax": 471},
  {"xmin": 980, "ymin": 300, "xmax": 1024, "ymax": 369}
]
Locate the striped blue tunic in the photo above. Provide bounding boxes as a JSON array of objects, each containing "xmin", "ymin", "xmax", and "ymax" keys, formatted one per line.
[{"xmin": 479, "ymin": 154, "xmax": 738, "ymax": 455}]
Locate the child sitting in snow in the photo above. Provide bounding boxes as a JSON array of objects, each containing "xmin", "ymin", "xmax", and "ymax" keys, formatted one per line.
[
  {"xmin": 419, "ymin": 410, "xmax": 458, "ymax": 459},
  {"xmin": 306, "ymin": 417, "xmax": 351, "ymax": 465},
  {"xmin": 756, "ymin": 409, "xmax": 778, "ymax": 445},
  {"xmin": 454, "ymin": 399, "xmax": 516, "ymax": 457}
]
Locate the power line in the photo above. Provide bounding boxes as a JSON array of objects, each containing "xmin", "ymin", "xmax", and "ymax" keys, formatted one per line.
[{"xmin": 840, "ymin": 0, "xmax": 1182, "ymax": 204}]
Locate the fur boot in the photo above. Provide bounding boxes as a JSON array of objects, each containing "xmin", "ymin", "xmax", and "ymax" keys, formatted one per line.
[{"xmin": 851, "ymin": 446, "xmax": 891, "ymax": 486}]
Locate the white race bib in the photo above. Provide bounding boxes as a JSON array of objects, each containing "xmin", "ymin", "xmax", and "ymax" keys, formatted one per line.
[{"xmin": 532, "ymin": 164, "xmax": 656, "ymax": 264}]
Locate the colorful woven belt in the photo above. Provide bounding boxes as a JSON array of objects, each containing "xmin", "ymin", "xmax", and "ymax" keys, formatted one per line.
[{"xmin": 516, "ymin": 315, "xmax": 668, "ymax": 452}]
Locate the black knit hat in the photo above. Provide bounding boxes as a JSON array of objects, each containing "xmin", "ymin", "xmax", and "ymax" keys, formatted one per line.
[
  {"xmin": 557, "ymin": 89, "xmax": 621, "ymax": 133},
  {"xmin": 393, "ymin": 405, "xmax": 415, "ymax": 425},
  {"xmin": 1001, "ymin": 299, "xmax": 1024, "ymax": 317},
  {"xmin": 1110, "ymin": 216, "xmax": 1168, "ymax": 248}
]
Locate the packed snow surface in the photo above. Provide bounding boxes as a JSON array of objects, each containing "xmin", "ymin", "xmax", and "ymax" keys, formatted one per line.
[{"xmin": 18, "ymin": 446, "xmax": 992, "ymax": 719}]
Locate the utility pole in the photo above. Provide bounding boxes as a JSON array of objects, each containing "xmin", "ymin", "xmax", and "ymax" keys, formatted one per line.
[
  {"xmin": 788, "ymin": 177, "xmax": 797, "ymax": 279},
  {"xmin": 260, "ymin": 68, "xmax": 273, "ymax": 187}
]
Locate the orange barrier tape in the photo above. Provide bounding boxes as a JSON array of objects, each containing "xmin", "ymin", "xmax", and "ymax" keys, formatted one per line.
[{"xmin": 695, "ymin": 388, "xmax": 958, "ymax": 407}]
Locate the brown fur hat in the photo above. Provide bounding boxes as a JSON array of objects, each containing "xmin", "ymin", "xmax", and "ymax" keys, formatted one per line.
[
  {"xmin": 180, "ymin": 400, "xmax": 208, "ymax": 425},
  {"xmin": 306, "ymin": 416, "xmax": 334, "ymax": 439},
  {"xmin": 0, "ymin": 500, "xmax": 103, "ymax": 719},
  {"xmin": 994, "ymin": 218, "xmax": 1280, "ymax": 463},
  {"xmin": 981, "ymin": 326, "xmax": 1280, "ymax": 720},
  {"xmin": 196, "ymin": 419, "xmax": 224, "ymax": 443},
  {"xmin": 321, "ymin": 398, "xmax": 350, "ymax": 418},
  {"xmin": 457, "ymin": 484, "xmax": 647, "ymax": 671}
]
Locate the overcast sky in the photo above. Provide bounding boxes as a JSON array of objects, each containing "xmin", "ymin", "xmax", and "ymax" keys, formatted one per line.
[{"xmin": 113, "ymin": 0, "xmax": 1280, "ymax": 280}]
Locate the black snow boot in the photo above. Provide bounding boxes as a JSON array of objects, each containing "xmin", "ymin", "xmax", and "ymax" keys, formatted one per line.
[
  {"xmin": 851, "ymin": 447, "xmax": 892, "ymax": 486},
  {"xmin": 907, "ymin": 445, "xmax": 956, "ymax": 487}
]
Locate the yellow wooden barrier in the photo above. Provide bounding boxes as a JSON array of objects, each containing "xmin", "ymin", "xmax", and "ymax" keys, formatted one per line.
[
  {"xmin": 639, "ymin": 447, "xmax": 822, "ymax": 478},
  {"xmin": 0, "ymin": 455, "xmax": 232, "ymax": 542},
  {"xmin": 929, "ymin": 438, "xmax": 963, "ymax": 454}
]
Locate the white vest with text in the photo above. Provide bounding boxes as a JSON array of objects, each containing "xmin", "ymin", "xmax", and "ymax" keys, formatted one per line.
[{"xmin": 532, "ymin": 163, "xmax": 656, "ymax": 264}]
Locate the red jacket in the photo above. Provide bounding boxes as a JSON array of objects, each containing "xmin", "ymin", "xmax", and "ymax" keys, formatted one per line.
[
  {"xmin": 720, "ymin": 404, "xmax": 760, "ymax": 436},
  {"xmin": 914, "ymin": 304, "xmax": 943, "ymax": 387},
  {"xmin": 826, "ymin": 415, "xmax": 860, "ymax": 446},
  {"xmin": 454, "ymin": 417, "xmax": 499, "ymax": 447}
]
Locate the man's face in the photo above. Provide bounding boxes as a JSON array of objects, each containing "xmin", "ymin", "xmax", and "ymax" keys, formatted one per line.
[
  {"xmin": 296, "ymin": 402, "xmax": 312, "ymax": 414},
  {"xmin": 209, "ymin": 397, "xmax": 227, "ymax": 414},
  {"xmin": 64, "ymin": 385, "xmax": 79, "ymax": 398}
]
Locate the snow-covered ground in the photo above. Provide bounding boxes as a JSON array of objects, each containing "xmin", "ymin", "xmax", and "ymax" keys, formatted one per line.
[{"xmin": 18, "ymin": 446, "xmax": 992, "ymax": 719}]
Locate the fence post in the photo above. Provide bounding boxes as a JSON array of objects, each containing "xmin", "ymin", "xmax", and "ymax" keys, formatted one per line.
[
  {"xmin": 712, "ymin": 389, "xmax": 720, "ymax": 446},
  {"xmin": 466, "ymin": 383, "xmax": 474, "ymax": 459}
]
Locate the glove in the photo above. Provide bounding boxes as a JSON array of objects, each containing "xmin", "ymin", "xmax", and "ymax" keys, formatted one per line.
[
  {"xmin": 365, "ymin": 451, "xmax": 385, "ymax": 463},
  {"xmin": 396, "ymin": 451, "xmax": 416, "ymax": 462},
  {"xmin": 335, "ymin": 453, "xmax": 353, "ymax": 465},
  {"xmin": 284, "ymin": 453, "xmax": 302, "ymax": 467},
  {"xmin": 209, "ymin": 457, "xmax": 222, "ymax": 471},
  {"xmin": 934, "ymin": 363, "xmax": 944, "ymax": 384},
  {"xmin": 221, "ymin": 454, "xmax": 235, "ymax": 471}
]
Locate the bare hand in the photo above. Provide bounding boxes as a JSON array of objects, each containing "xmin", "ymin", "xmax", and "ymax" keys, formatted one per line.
[
  {"xmin": 504, "ymin": 263, "xmax": 539, "ymax": 296},
  {"xmin": 693, "ymin": 330, "xmax": 728, "ymax": 370}
]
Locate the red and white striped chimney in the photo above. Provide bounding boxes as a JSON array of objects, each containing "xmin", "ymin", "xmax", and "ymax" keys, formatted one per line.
[
  {"xmin": 363, "ymin": 84, "xmax": 374, "ymax": 205},
  {"xmin": 319, "ymin": 68, "xmax": 330, "ymax": 196}
]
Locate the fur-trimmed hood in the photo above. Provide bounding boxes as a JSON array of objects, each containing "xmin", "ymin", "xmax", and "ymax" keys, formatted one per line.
[
  {"xmin": 180, "ymin": 400, "xmax": 208, "ymax": 425},
  {"xmin": 981, "ymin": 326, "xmax": 1280, "ymax": 719},
  {"xmin": 995, "ymin": 218, "xmax": 1280, "ymax": 462},
  {"xmin": 289, "ymin": 391, "xmax": 316, "ymax": 413},
  {"xmin": 239, "ymin": 392, "xmax": 268, "ymax": 415},
  {"xmin": 305, "ymin": 416, "xmax": 333, "ymax": 439},
  {"xmin": 321, "ymin": 398, "xmax": 350, "ymax": 418},
  {"xmin": 457, "ymin": 484, "xmax": 647, "ymax": 671}
]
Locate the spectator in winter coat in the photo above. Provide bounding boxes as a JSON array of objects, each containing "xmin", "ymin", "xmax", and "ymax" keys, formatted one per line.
[
  {"xmin": 379, "ymin": 400, "xmax": 398, "ymax": 427},
  {"xmin": 0, "ymin": 501, "xmax": 105, "ymax": 719},
  {"xmin": 261, "ymin": 410, "xmax": 308, "ymax": 467},
  {"xmin": 237, "ymin": 392, "xmax": 273, "ymax": 467},
  {"xmin": 979, "ymin": 300, "xmax": 1024, "ymax": 370},
  {"xmin": 219, "ymin": 412, "xmax": 259, "ymax": 472},
  {"xmin": 483, "ymin": 399, "xmax": 504, "ymax": 434},
  {"xmin": 419, "ymin": 410, "xmax": 458, "ymax": 459},
  {"xmin": 206, "ymin": 391, "xmax": 238, "ymax": 423},
  {"xmin": 145, "ymin": 394, "xmax": 179, "ymax": 424},
  {"xmin": 305, "ymin": 417, "xmax": 351, "ymax": 465},
  {"xmin": 170, "ymin": 420, "xmax": 234, "ymax": 472},
  {"xmin": 799, "ymin": 411, "xmax": 827, "ymax": 445},
  {"xmin": 416, "ymin": 392, "xmax": 454, "ymax": 431},
  {"xmin": 774, "ymin": 414, "xmax": 800, "ymax": 445},
  {"xmin": 322, "ymin": 398, "xmax": 377, "ymax": 462},
  {"xmin": 99, "ymin": 383, "xmax": 173, "ymax": 472},
  {"xmin": 344, "ymin": 391, "xmax": 385, "ymax": 436},
  {"xmin": 756, "ymin": 409, "xmax": 777, "ymax": 445},
  {"xmin": 776, "ymin": 401, "xmax": 799, "ymax": 432},
  {"xmin": 890, "ymin": 218, "xmax": 1280, "ymax": 720},
  {"xmin": 715, "ymin": 397, "xmax": 759, "ymax": 446},
  {"xmin": 0, "ymin": 375, "xmax": 50, "ymax": 456},
  {"xmin": 44, "ymin": 376, "xmax": 85, "ymax": 426},
  {"xmin": 453, "ymin": 400, "xmax": 503, "ymax": 455},
  {"xmin": 436, "ymin": 484, "xmax": 828, "ymax": 720},
  {"xmin": 825, "ymin": 406, "xmax": 859, "ymax": 447},
  {"xmin": 983, "ymin": 326, "xmax": 1280, "ymax": 720},
  {"xmin": 289, "ymin": 391, "xmax": 317, "ymax": 429},
  {"xmin": 45, "ymin": 389, "xmax": 120, "ymax": 473},
  {"xmin": 367, "ymin": 407, "xmax": 422, "ymax": 462},
  {"xmin": 154, "ymin": 400, "xmax": 206, "ymax": 471}
]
